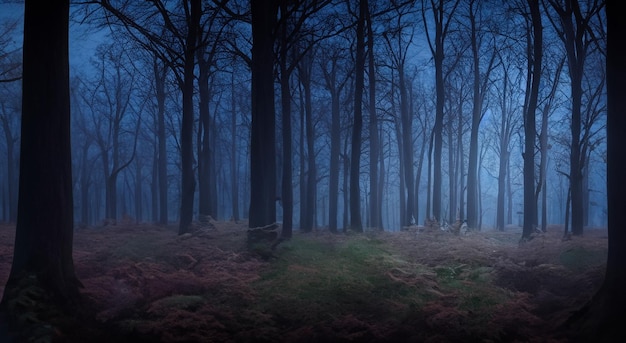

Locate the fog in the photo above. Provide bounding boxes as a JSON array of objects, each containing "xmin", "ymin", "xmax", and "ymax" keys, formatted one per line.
[{"xmin": 0, "ymin": 0, "xmax": 607, "ymax": 233}]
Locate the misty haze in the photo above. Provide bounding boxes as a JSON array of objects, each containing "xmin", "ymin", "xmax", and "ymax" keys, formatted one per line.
[{"xmin": 0, "ymin": 0, "xmax": 619, "ymax": 342}]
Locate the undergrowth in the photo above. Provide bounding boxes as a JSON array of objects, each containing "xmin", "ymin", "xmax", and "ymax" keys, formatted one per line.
[{"xmin": 252, "ymin": 233, "xmax": 511, "ymax": 332}]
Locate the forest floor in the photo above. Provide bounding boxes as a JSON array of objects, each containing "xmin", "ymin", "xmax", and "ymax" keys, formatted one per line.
[{"xmin": 0, "ymin": 221, "xmax": 607, "ymax": 342}]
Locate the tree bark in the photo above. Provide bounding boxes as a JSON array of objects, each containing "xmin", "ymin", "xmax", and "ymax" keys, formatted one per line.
[
  {"xmin": 249, "ymin": 0, "xmax": 278, "ymax": 230},
  {"xmin": 522, "ymin": 0, "xmax": 541, "ymax": 241},
  {"xmin": 365, "ymin": 1, "xmax": 381, "ymax": 230},
  {"xmin": 178, "ymin": 0, "xmax": 201, "ymax": 234},
  {"xmin": 571, "ymin": 4, "xmax": 626, "ymax": 337},
  {"xmin": 1, "ymin": 0, "xmax": 81, "ymax": 318},
  {"xmin": 350, "ymin": 0, "xmax": 366, "ymax": 233}
]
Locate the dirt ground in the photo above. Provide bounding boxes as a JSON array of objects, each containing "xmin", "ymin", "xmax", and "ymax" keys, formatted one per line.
[{"xmin": 0, "ymin": 222, "xmax": 608, "ymax": 342}]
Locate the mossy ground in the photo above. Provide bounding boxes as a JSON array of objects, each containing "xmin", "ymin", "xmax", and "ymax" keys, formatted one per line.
[{"xmin": 0, "ymin": 222, "xmax": 607, "ymax": 342}]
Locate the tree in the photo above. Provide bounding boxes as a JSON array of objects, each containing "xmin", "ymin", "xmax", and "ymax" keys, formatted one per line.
[
  {"xmin": 422, "ymin": 0, "xmax": 461, "ymax": 223},
  {"xmin": 320, "ymin": 39, "xmax": 351, "ymax": 233},
  {"xmin": 84, "ymin": 44, "xmax": 139, "ymax": 223},
  {"xmin": 1, "ymin": 0, "xmax": 82, "ymax": 332},
  {"xmin": 522, "ymin": 0, "xmax": 542, "ymax": 240},
  {"xmin": 382, "ymin": 1, "xmax": 417, "ymax": 227},
  {"xmin": 566, "ymin": 2, "xmax": 624, "ymax": 338},
  {"xmin": 545, "ymin": 0, "xmax": 605, "ymax": 236},
  {"xmin": 95, "ymin": 0, "xmax": 202, "ymax": 234},
  {"xmin": 0, "ymin": 20, "xmax": 21, "ymax": 222},
  {"xmin": 249, "ymin": 0, "xmax": 278, "ymax": 230},
  {"xmin": 350, "ymin": 0, "xmax": 367, "ymax": 233},
  {"xmin": 366, "ymin": 0, "xmax": 381, "ymax": 230},
  {"xmin": 465, "ymin": 0, "xmax": 497, "ymax": 230}
]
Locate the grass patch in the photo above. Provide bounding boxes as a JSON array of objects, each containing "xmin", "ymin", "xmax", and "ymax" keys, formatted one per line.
[
  {"xmin": 254, "ymin": 235, "xmax": 428, "ymax": 327},
  {"xmin": 253, "ymin": 234, "xmax": 511, "ymax": 330}
]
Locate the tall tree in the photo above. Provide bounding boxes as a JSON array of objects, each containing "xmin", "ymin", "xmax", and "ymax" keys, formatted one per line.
[
  {"xmin": 299, "ymin": 50, "xmax": 317, "ymax": 232},
  {"xmin": 567, "ymin": 2, "xmax": 623, "ymax": 338},
  {"xmin": 1, "ymin": 0, "xmax": 82, "ymax": 331},
  {"xmin": 249, "ymin": 0, "xmax": 278, "ymax": 230},
  {"xmin": 350, "ymin": 0, "xmax": 367, "ymax": 233},
  {"xmin": 95, "ymin": 0, "xmax": 203, "ymax": 234},
  {"xmin": 545, "ymin": 0, "xmax": 605, "ymax": 236},
  {"xmin": 522, "ymin": 0, "xmax": 542, "ymax": 240},
  {"xmin": 422, "ymin": 0, "xmax": 461, "ymax": 223},
  {"xmin": 178, "ymin": 0, "xmax": 201, "ymax": 234},
  {"xmin": 365, "ymin": 0, "xmax": 381, "ymax": 230},
  {"xmin": 320, "ymin": 41, "xmax": 350, "ymax": 233},
  {"xmin": 382, "ymin": 2, "xmax": 416, "ymax": 227},
  {"xmin": 465, "ymin": 0, "xmax": 497, "ymax": 230}
]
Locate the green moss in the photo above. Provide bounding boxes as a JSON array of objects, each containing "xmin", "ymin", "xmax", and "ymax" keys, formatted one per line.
[{"xmin": 255, "ymin": 236, "xmax": 433, "ymax": 326}]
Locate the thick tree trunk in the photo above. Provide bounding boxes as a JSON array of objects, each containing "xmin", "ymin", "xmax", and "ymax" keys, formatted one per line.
[
  {"xmin": 248, "ymin": 0, "xmax": 278, "ymax": 229},
  {"xmin": 1, "ymin": 0, "xmax": 81, "ymax": 316},
  {"xmin": 279, "ymin": 12, "xmax": 293, "ymax": 237},
  {"xmin": 178, "ymin": 0, "xmax": 200, "ymax": 234},
  {"xmin": 570, "ymin": 6, "xmax": 626, "ymax": 337},
  {"xmin": 197, "ymin": 56, "xmax": 213, "ymax": 223}
]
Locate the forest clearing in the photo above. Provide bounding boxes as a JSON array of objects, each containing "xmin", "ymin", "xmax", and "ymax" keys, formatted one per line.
[{"xmin": 0, "ymin": 222, "xmax": 607, "ymax": 342}]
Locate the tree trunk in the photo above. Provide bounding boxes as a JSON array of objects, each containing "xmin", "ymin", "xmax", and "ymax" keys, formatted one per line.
[
  {"xmin": 197, "ymin": 54, "xmax": 213, "ymax": 223},
  {"xmin": 178, "ymin": 0, "xmax": 200, "ymax": 234},
  {"xmin": 570, "ymin": 6, "xmax": 626, "ymax": 337},
  {"xmin": 1, "ymin": 0, "xmax": 81, "ymax": 318},
  {"xmin": 350, "ymin": 0, "xmax": 366, "ymax": 233},
  {"xmin": 231, "ymin": 73, "xmax": 240, "ymax": 222},
  {"xmin": 279, "ymin": 3, "xmax": 293, "ymax": 238},
  {"xmin": 365, "ymin": 1, "xmax": 380, "ymax": 230},
  {"xmin": 400, "ymin": 68, "xmax": 414, "ymax": 227},
  {"xmin": 154, "ymin": 59, "xmax": 168, "ymax": 225},
  {"xmin": 326, "ymin": 70, "xmax": 341, "ymax": 234},
  {"xmin": 249, "ymin": 0, "xmax": 278, "ymax": 229},
  {"xmin": 522, "ymin": 0, "xmax": 541, "ymax": 241},
  {"xmin": 301, "ymin": 54, "xmax": 316, "ymax": 233}
]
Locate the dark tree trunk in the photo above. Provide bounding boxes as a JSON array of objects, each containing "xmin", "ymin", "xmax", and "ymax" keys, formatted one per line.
[
  {"xmin": 466, "ymin": 3, "xmax": 481, "ymax": 230},
  {"xmin": 324, "ymin": 62, "xmax": 341, "ymax": 234},
  {"xmin": 231, "ymin": 73, "xmax": 240, "ymax": 222},
  {"xmin": 0, "ymin": 117, "xmax": 16, "ymax": 222},
  {"xmin": 570, "ymin": 5, "xmax": 626, "ymax": 337},
  {"xmin": 350, "ymin": 0, "xmax": 366, "ymax": 233},
  {"xmin": 1, "ymin": 0, "xmax": 81, "ymax": 318},
  {"xmin": 400, "ymin": 68, "xmax": 414, "ymax": 227},
  {"xmin": 301, "ymin": 54, "xmax": 316, "ymax": 233},
  {"xmin": 279, "ymin": 2, "xmax": 293, "ymax": 238},
  {"xmin": 151, "ymin": 145, "xmax": 158, "ymax": 223},
  {"xmin": 496, "ymin": 66, "xmax": 510, "ymax": 231},
  {"xmin": 154, "ymin": 59, "xmax": 169, "ymax": 225},
  {"xmin": 135, "ymin": 158, "xmax": 142, "ymax": 223},
  {"xmin": 80, "ymin": 143, "xmax": 91, "ymax": 226},
  {"xmin": 197, "ymin": 54, "xmax": 213, "ymax": 223},
  {"xmin": 249, "ymin": 0, "xmax": 278, "ymax": 229},
  {"xmin": 178, "ymin": 0, "xmax": 200, "ymax": 235},
  {"xmin": 366, "ymin": 1, "xmax": 381, "ymax": 230},
  {"xmin": 522, "ymin": 0, "xmax": 541, "ymax": 241}
]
